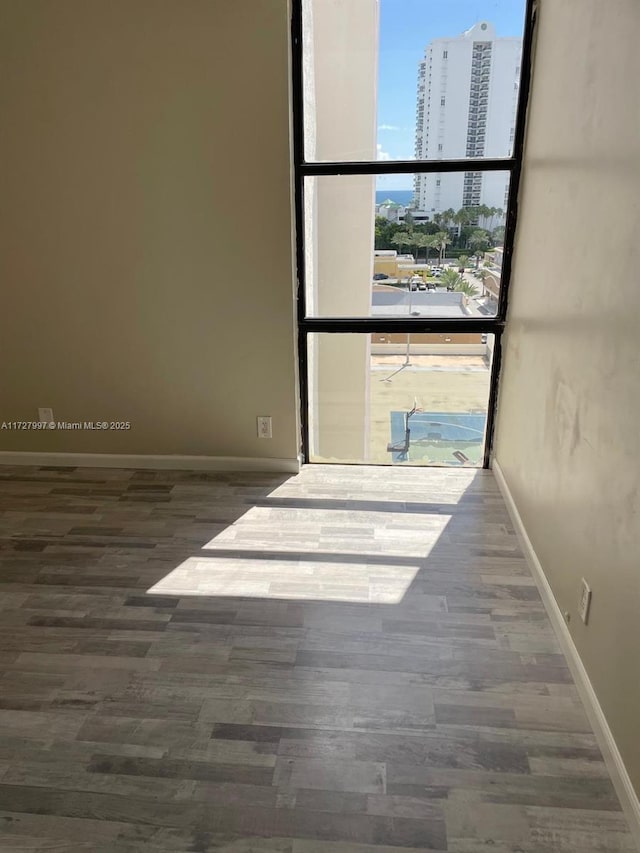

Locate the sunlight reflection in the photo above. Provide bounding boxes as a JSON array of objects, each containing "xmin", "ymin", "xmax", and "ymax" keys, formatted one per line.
[
  {"xmin": 148, "ymin": 507, "xmax": 451, "ymax": 604},
  {"xmin": 200, "ymin": 505, "xmax": 453, "ymax": 552},
  {"xmin": 148, "ymin": 555, "xmax": 422, "ymax": 603}
]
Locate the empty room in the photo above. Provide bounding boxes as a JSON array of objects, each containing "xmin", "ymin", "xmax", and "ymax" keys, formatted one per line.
[{"xmin": 0, "ymin": 0, "xmax": 638, "ymax": 851}]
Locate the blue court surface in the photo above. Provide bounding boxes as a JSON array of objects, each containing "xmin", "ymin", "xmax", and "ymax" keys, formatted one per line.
[{"xmin": 388, "ymin": 411, "xmax": 487, "ymax": 465}]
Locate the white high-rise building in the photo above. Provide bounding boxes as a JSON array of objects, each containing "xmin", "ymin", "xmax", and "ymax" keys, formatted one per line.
[{"xmin": 414, "ymin": 22, "xmax": 522, "ymax": 220}]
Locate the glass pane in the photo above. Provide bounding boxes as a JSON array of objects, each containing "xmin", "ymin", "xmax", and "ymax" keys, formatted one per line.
[
  {"xmin": 304, "ymin": 172, "xmax": 508, "ymax": 318},
  {"xmin": 308, "ymin": 334, "xmax": 494, "ymax": 466},
  {"xmin": 302, "ymin": 0, "xmax": 525, "ymax": 162}
]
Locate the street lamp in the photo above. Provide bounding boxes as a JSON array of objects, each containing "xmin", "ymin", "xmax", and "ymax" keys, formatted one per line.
[
  {"xmin": 381, "ymin": 278, "xmax": 414, "ymax": 382},
  {"xmin": 405, "ymin": 277, "xmax": 413, "ymax": 367}
]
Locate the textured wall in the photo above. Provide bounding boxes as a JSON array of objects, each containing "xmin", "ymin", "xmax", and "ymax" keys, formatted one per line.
[{"xmin": 495, "ymin": 0, "xmax": 640, "ymax": 794}]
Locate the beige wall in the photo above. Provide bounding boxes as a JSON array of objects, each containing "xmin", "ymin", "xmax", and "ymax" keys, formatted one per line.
[
  {"xmin": 0, "ymin": 0, "xmax": 298, "ymax": 461},
  {"xmin": 305, "ymin": 1, "xmax": 378, "ymax": 462},
  {"xmin": 374, "ymin": 256, "xmax": 400, "ymax": 277},
  {"xmin": 495, "ymin": 0, "xmax": 640, "ymax": 793}
]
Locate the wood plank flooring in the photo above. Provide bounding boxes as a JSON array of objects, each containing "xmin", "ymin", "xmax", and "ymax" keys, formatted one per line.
[{"xmin": 0, "ymin": 463, "xmax": 635, "ymax": 852}]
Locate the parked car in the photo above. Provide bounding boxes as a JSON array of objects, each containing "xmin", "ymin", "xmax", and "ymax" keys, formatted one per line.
[{"xmin": 373, "ymin": 273, "xmax": 389, "ymax": 280}]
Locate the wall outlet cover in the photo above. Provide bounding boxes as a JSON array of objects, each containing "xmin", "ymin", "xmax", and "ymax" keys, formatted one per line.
[
  {"xmin": 257, "ymin": 416, "xmax": 272, "ymax": 439},
  {"xmin": 38, "ymin": 408, "xmax": 54, "ymax": 423}
]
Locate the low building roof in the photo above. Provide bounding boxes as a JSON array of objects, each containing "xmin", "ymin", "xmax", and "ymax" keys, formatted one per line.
[{"xmin": 371, "ymin": 289, "xmax": 470, "ymax": 318}]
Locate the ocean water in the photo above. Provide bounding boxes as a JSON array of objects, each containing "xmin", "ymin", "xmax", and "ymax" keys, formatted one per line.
[{"xmin": 375, "ymin": 190, "xmax": 414, "ymax": 206}]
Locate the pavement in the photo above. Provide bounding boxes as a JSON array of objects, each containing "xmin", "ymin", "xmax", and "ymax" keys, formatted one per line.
[{"xmin": 367, "ymin": 354, "xmax": 491, "ymax": 466}]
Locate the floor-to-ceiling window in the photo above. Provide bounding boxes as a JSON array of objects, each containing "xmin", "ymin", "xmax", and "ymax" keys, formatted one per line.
[{"xmin": 293, "ymin": 0, "xmax": 535, "ymax": 467}]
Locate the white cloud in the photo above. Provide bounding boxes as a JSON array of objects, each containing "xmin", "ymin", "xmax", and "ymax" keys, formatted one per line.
[
  {"xmin": 377, "ymin": 143, "xmax": 391, "ymax": 161},
  {"xmin": 378, "ymin": 123, "xmax": 401, "ymax": 131}
]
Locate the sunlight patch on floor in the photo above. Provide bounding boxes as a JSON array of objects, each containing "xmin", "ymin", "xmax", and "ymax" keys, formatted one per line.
[
  {"xmin": 147, "ymin": 551, "xmax": 439, "ymax": 603},
  {"xmin": 200, "ymin": 505, "xmax": 452, "ymax": 553},
  {"xmin": 148, "ymin": 482, "xmax": 457, "ymax": 604}
]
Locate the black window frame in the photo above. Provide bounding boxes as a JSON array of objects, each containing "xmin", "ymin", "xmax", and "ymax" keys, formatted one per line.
[{"xmin": 291, "ymin": 0, "xmax": 537, "ymax": 468}]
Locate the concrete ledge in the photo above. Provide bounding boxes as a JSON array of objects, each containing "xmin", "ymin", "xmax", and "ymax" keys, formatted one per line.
[
  {"xmin": 0, "ymin": 452, "xmax": 301, "ymax": 474},
  {"xmin": 493, "ymin": 458, "xmax": 640, "ymax": 850},
  {"xmin": 371, "ymin": 344, "xmax": 487, "ymax": 356}
]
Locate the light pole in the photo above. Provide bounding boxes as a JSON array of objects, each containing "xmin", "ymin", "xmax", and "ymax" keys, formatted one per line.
[
  {"xmin": 380, "ymin": 276, "xmax": 413, "ymax": 382},
  {"xmin": 380, "ymin": 277, "xmax": 413, "ymax": 382},
  {"xmin": 404, "ymin": 277, "xmax": 413, "ymax": 366}
]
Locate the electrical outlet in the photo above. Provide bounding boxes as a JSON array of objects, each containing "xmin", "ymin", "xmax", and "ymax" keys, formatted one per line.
[
  {"xmin": 257, "ymin": 416, "xmax": 272, "ymax": 439},
  {"xmin": 578, "ymin": 578, "xmax": 592, "ymax": 624},
  {"xmin": 38, "ymin": 407, "xmax": 54, "ymax": 423}
]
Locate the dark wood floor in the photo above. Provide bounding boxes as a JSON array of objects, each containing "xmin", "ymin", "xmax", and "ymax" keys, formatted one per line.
[{"xmin": 0, "ymin": 464, "xmax": 635, "ymax": 852}]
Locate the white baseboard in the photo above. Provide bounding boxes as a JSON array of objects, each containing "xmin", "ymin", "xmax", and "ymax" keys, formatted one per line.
[
  {"xmin": 493, "ymin": 459, "xmax": 640, "ymax": 849},
  {"xmin": 0, "ymin": 452, "xmax": 300, "ymax": 474}
]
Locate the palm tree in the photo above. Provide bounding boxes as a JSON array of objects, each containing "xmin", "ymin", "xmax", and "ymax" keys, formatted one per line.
[
  {"xmin": 488, "ymin": 207, "xmax": 504, "ymax": 233},
  {"xmin": 432, "ymin": 231, "xmax": 451, "ymax": 264},
  {"xmin": 483, "ymin": 207, "xmax": 496, "ymax": 230},
  {"xmin": 492, "ymin": 225, "xmax": 506, "ymax": 245},
  {"xmin": 409, "ymin": 230, "xmax": 424, "ymax": 261},
  {"xmin": 440, "ymin": 268, "xmax": 462, "ymax": 290},
  {"xmin": 453, "ymin": 207, "xmax": 473, "ymax": 242},
  {"xmin": 391, "ymin": 232, "xmax": 412, "ymax": 253},
  {"xmin": 440, "ymin": 268, "xmax": 479, "ymax": 296},
  {"xmin": 429, "ymin": 235, "xmax": 442, "ymax": 264},
  {"xmin": 458, "ymin": 254, "xmax": 469, "ymax": 271},
  {"xmin": 475, "ymin": 267, "xmax": 490, "ymax": 295},
  {"xmin": 468, "ymin": 228, "xmax": 490, "ymax": 267},
  {"xmin": 414, "ymin": 233, "xmax": 432, "ymax": 263},
  {"xmin": 454, "ymin": 279, "xmax": 480, "ymax": 297},
  {"xmin": 441, "ymin": 207, "xmax": 456, "ymax": 233}
]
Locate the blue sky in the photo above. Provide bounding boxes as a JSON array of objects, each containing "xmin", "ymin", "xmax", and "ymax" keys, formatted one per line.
[{"xmin": 376, "ymin": 0, "xmax": 525, "ymax": 189}]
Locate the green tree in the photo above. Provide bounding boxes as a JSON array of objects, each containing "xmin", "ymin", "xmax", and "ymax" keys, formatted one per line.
[
  {"xmin": 486, "ymin": 207, "xmax": 504, "ymax": 232},
  {"xmin": 475, "ymin": 267, "xmax": 490, "ymax": 294},
  {"xmin": 432, "ymin": 231, "xmax": 451, "ymax": 264},
  {"xmin": 492, "ymin": 225, "xmax": 506, "ymax": 244},
  {"xmin": 453, "ymin": 207, "xmax": 472, "ymax": 243},
  {"xmin": 440, "ymin": 268, "xmax": 462, "ymax": 289},
  {"xmin": 441, "ymin": 268, "xmax": 479, "ymax": 296},
  {"xmin": 422, "ymin": 221, "xmax": 440, "ymax": 236},
  {"xmin": 455, "ymin": 279, "xmax": 480, "ymax": 297},
  {"xmin": 375, "ymin": 216, "xmax": 388, "ymax": 247},
  {"xmin": 458, "ymin": 254, "xmax": 469, "ymax": 270},
  {"xmin": 391, "ymin": 232, "xmax": 412, "ymax": 253},
  {"xmin": 475, "ymin": 267, "xmax": 489, "ymax": 296},
  {"xmin": 469, "ymin": 229, "xmax": 490, "ymax": 267},
  {"xmin": 428, "ymin": 234, "xmax": 443, "ymax": 264},
  {"xmin": 413, "ymin": 233, "xmax": 431, "ymax": 263},
  {"xmin": 441, "ymin": 207, "xmax": 456, "ymax": 232},
  {"xmin": 375, "ymin": 217, "xmax": 404, "ymax": 251},
  {"xmin": 409, "ymin": 229, "xmax": 424, "ymax": 260}
]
